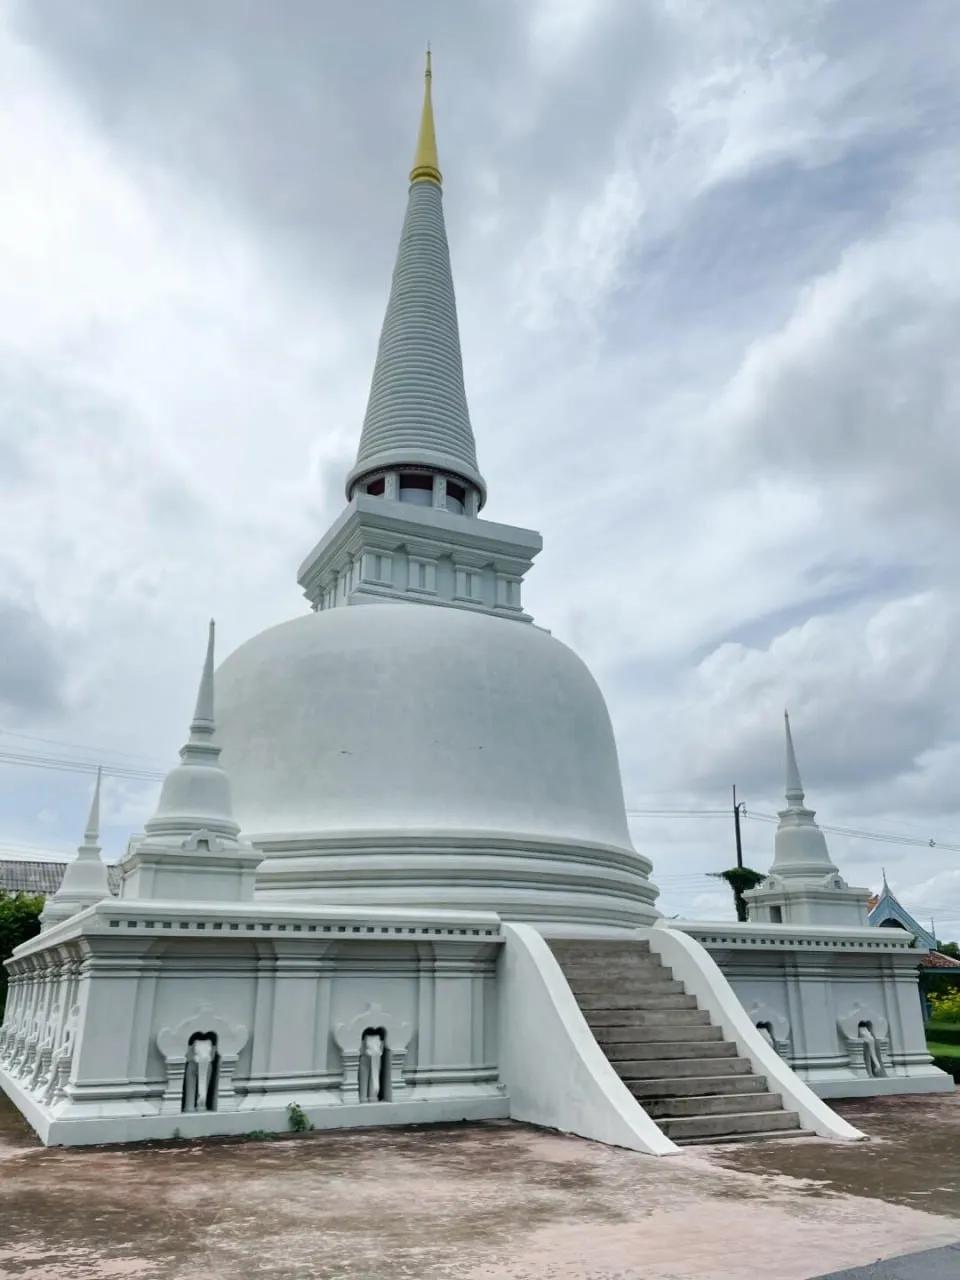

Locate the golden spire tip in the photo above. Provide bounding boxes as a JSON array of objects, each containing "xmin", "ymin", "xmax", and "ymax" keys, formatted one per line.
[{"xmin": 410, "ymin": 47, "xmax": 441, "ymax": 186}]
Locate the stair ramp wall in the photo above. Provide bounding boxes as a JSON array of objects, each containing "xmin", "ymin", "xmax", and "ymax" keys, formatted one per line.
[
  {"xmin": 498, "ymin": 923, "xmax": 680, "ymax": 1155},
  {"xmin": 647, "ymin": 922, "xmax": 865, "ymax": 1141}
]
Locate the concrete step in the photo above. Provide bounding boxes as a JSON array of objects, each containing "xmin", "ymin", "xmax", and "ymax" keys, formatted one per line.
[
  {"xmin": 599, "ymin": 1018, "xmax": 727, "ymax": 1039},
  {"xmin": 560, "ymin": 957, "xmax": 665, "ymax": 972},
  {"xmin": 560, "ymin": 957, "xmax": 670, "ymax": 972},
  {"xmin": 605, "ymin": 1040, "xmax": 738, "ymax": 1063},
  {"xmin": 678, "ymin": 1129, "xmax": 815, "ymax": 1147},
  {"xmin": 549, "ymin": 941, "xmax": 651, "ymax": 959},
  {"xmin": 643, "ymin": 1091, "xmax": 783, "ymax": 1119},
  {"xmin": 565, "ymin": 969, "xmax": 674, "ymax": 990},
  {"xmin": 575, "ymin": 987, "xmax": 685, "ymax": 1009},
  {"xmin": 583, "ymin": 992, "xmax": 694, "ymax": 1016},
  {"xmin": 629, "ymin": 1073, "xmax": 768, "ymax": 1099},
  {"xmin": 623, "ymin": 1056, "xmax": 755, "ymax": 1082},
  {"xmin": 597, "ymin": 1024, "xmax": 723, "ymax": 1046},
  {"xmin": 582, "ymin": 1007, "xmax": 711, "ymax": 1028},
  {"xmin": 658, "ymin": 1109, "xmax": 801, "ymax": 1142},
  {"xmin": 566, "ymin": 978, "xmax": 675, "ymax": 995}
]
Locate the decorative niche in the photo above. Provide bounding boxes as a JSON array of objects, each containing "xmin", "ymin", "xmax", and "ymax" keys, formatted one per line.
[
  {"xmin": 746, "ymin": 1000, "xmax": 792, "ymax": 1058},
  {"xmin": 157, "ymin": 1005, "xmax": 249, "ymax": 1116},
  {"xmin": 838, "ymin": 1004, "xmax": 890, "ymax": 1078},
  {"xmin": 333, "ymin": 1003, "xmax": 412, "ymax": 1105}
]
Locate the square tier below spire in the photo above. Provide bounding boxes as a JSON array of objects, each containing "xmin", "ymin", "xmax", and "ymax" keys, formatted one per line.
[{"xmin": 297, "ymin": 493, "xmax": 542, "ymax": 621}]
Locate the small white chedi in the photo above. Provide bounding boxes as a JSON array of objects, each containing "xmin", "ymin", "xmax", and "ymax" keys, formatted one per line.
[
  {"xmin": 1, "ymin": 56, "xmax": 950, "ymax": 1149},
  {"xmin": 37, "ymin": 768, "xmax": 111, "ymax": 931},
  {"xmin": 744, "ymin": 713, "xmax": 871, "ymax": 927},
  {"xmin": 676, "ymin": 713, "xmax": 946, "ymax": 1097}
]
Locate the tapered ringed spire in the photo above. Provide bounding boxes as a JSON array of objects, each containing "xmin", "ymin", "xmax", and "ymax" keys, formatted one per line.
[{"xmin": 344, "ymin": 48, "xmax": 486, "ymax": 506}]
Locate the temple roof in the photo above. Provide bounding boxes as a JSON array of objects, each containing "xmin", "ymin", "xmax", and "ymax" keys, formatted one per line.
[
  {"xmin": 345, "ymin": 52, "xmax": 486, "ymax": 503},
  {"xmin": 867, "ymin": 874, "xmax": 937, "ymax": 951},
  {"xmin": 0, "ymin": 860, "xmax": 121, "ymax": 896}
]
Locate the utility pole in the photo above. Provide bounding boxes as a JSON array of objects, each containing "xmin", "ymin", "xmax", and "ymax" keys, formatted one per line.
[{"xmin": 732, "ymin": 784, "xmax": 744, "ymax": 869}]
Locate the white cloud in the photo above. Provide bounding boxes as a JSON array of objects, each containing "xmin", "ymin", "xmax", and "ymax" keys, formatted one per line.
[{"xmin": 719, "ymin": 208, "xmax": 960, "ymax": 525}]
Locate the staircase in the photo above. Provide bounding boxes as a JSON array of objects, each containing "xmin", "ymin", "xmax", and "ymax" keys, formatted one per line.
[{"xmin": 549, "ymin": 938, "xmax": 811, "ymax": 1145}]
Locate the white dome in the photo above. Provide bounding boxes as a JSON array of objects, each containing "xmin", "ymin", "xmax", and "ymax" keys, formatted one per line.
[{"xmin": 217, "ymin": 603, "xmax": 658, "ymax": 928}]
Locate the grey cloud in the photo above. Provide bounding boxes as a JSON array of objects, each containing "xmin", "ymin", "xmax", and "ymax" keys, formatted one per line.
[
  {"xmin": 10, "ymin": 0, "xmax": 530, "ymax": 294},
  {"xmin": 12, "ymin": 0, "xmax": 864, "ymax": 302},
  {"xmin": 0, "ymin": 599, "xmax": 65, "ymax": 714},
  {"xmin": 701, "ymin": 560, "xmax": 919, "ymax": 656},
  {"xmin": 647, "ymin": 592, "xmax": 960, "ymax": 798},
  {"xmin": 730, "ymin": 246, "xmax": 960, "ymax": 526}
]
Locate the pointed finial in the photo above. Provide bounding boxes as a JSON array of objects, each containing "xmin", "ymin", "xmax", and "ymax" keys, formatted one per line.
[
  {"xmin": 410, "ymin": 47, "xmax": 442, "ymax": 186},
  {"xmin": 143, "ymin": 616, "xmax": 240, "ymax": 843},
  {"xmin": 190, "ymin": 620, "xmax": 216, "ymax": 738},
  {"xmin": 84, "ymin": 766, "xmax": 102, "ymax": 845},
  {"xmin": 39, "ymin": 763, "xmax": 111, "ymax": 928},
  {"xmin": 784, "ymin": 709, "xmax": 805, "ymax": 807},
  {"xmin": 882, "ymin": 866, "xmax": 889, "ymax": 890}
]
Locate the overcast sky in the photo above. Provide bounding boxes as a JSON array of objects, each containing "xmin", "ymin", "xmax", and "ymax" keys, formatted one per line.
[{"xmin": 1, "ymin": 1, "xmax": 958, "ymax": 936}]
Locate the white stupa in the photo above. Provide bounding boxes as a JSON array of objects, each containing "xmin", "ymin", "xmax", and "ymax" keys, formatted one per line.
[
  {"xmin": 39, "ymin": 769, "xmax": 111, "ymax": 930},
  {"xmin": 745, "ymin": 712, "xmax": 870, "ymax": 926},
  {"xmin": 2, "ymin": 55, "xmax": 949, "ymax": 1153},
  {"xmin": 216, "ymin": 54, "xmax": 658, "ymax": 930}
]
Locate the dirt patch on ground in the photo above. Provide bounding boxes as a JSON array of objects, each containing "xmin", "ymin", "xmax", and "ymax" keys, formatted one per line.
[
  {"xmin": 704, "ymin": 1093, "xmax": 960, "ymax": 1219},
  {"xmin": 1, "ymin": 1093, "xmax": 958, "ymax": 1279}
]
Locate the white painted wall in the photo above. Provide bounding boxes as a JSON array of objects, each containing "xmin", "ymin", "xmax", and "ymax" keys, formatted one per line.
[
  {"xmin": 669, "ymin": 920, "xmax": 954, "ymax": 1098},
  {"xmin": 0, "ymin": 899, "xmax": 507, "ymax": 1147}
]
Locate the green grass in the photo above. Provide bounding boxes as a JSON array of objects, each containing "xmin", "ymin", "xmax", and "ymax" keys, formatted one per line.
[
  {"xmin": 926, "ymin": 1030, "xmax": 960, "ymax": 1082},
  {"xmin": 925, "ymin": 1022, "xmax": 960, "ymax": 1047}
]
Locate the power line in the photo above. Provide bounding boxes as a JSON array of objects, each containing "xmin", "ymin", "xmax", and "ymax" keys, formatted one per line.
[
  {"xmin": 0, "ymin": 728, "xmax": 166, "ymax": 766},
  {"xmin": 742, "ymin": 810, "xmax": 960, "ymax": 855},
  {"xmin": 623, "ymin": 803, "xmax": 960, "ymax": 857},
  {"xmin": 0, "ymin": 839, "xmax": 74, "ymax": 856},
  {"xmin": 626, "ymin": 808, "xmax": 728, "ymax": 817},
  {"xmin": 2, "ymin": 750, "xmax": 959, "ymax": 858},
  {"xmin": 0, "ymin": 749, "xmax": 164, "ymax": 783}
]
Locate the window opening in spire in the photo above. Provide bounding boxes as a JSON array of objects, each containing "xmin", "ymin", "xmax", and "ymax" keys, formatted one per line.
[{"xmin": 399, "ymin": 473, "xmax": 433, "ymax": 507}]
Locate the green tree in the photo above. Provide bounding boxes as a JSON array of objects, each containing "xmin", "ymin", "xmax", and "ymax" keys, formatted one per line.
[
  {"xmin": 924, "ymin": 940, "xmax": 960, "ymax": 1004},
  {"xmin": 710, "ymin": 867, "xmax": 766, "ymax": 923},
  {"xmin": 0, "ymin": 892, "xmax": 44, "ymax": 1015}
]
